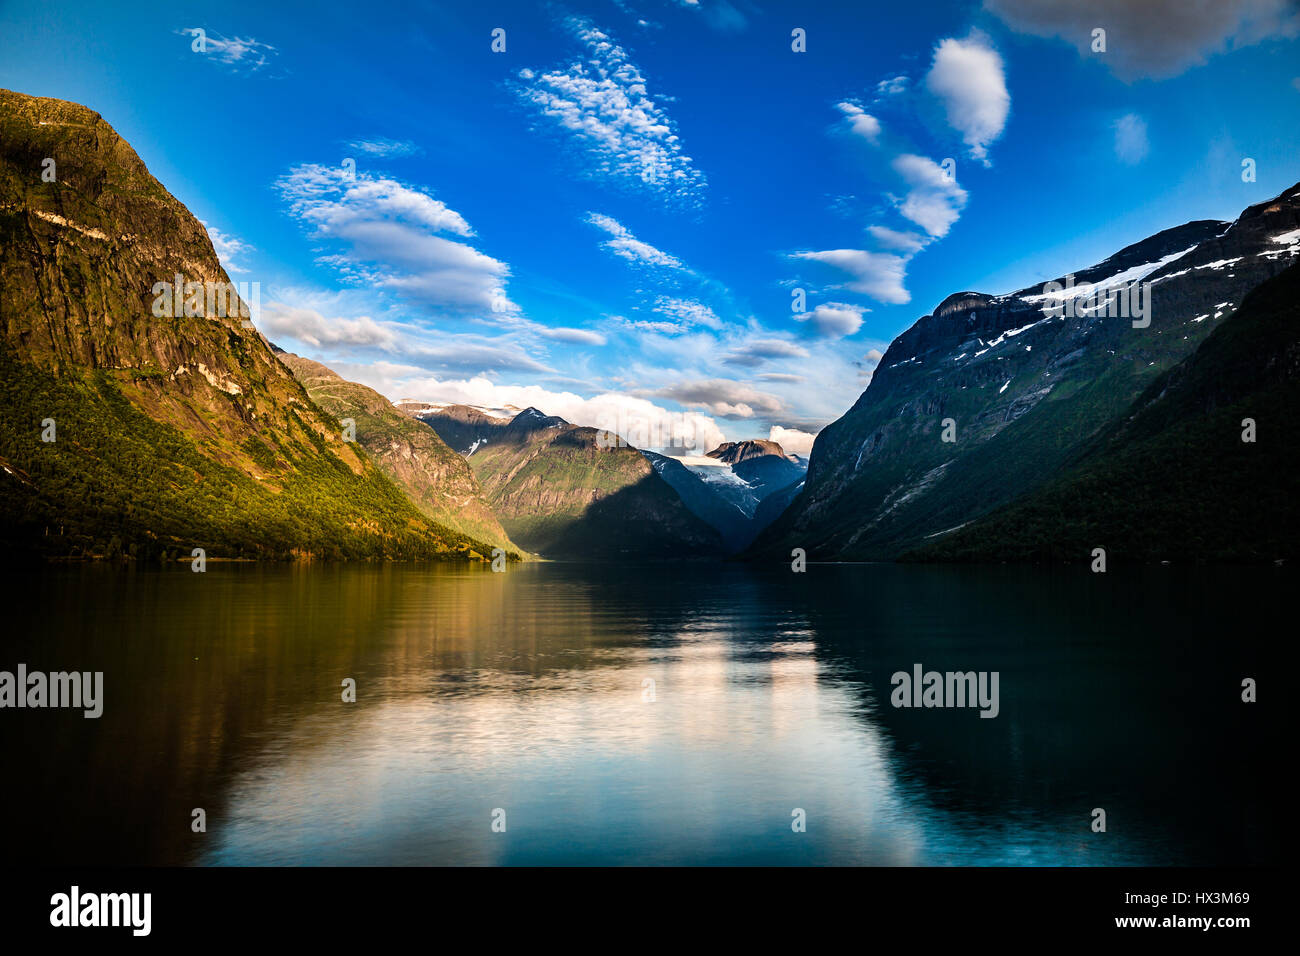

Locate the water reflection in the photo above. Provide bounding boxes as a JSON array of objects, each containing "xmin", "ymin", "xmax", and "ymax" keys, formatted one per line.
[{"xmin": 0, "ymin": 562, "xmax": 1273, "ymax": 865}]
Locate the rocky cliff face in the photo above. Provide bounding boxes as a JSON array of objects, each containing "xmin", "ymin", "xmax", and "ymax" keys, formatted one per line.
[
  {"xmin": 0, "ymin": 88, "xmax": 493, "ymax": 561},
  {"xmin": 394, "ymin": 402, "xmax": 516, "ymax": 455},
  {"xmin": 750, "ymin": 183, "xmax": 1300, "ymax": 561},
  {"xmin": 705, "ymin": 440, "xmax": 795, "ymax": 464},
  {"xmin": 1, "ymin": 88, "xmax": 309, "ymax": 461}
]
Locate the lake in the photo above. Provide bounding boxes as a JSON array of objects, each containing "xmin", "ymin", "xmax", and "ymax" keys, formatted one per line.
[{"xmin": 0, "ymin": 561, "xmax": 1273, "ymax": 866}]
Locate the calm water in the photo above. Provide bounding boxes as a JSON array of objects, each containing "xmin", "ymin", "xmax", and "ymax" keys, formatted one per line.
[{"xmin": 0, "ymin": 562, "xmax": 1274, "ymax": 866}]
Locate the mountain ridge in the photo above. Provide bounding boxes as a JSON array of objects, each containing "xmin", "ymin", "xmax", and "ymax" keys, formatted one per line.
[
  {"xmin": 748, "ymin": 182, "xmax": 1300, "ymax": 562},
  {"xmin": 0, "ymin": 88, "xmax": 501, "ymax": 561},
  {"xmin": 907, "ymin": 260, "xmax": 1300, "ymax": 563},
  {"xmin": 412, "ymin": 404, "xmax": 724, "ymax": 559},
  {"xmin": 276, "ymin": 352, "xmax": 521, "ymax": 558}
]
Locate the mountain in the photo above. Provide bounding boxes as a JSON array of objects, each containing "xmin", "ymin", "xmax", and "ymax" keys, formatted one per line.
[
  {"xmin": 641, "ymin": 451, "xmax": 754, "ymax": 550},
  {"xmin": 907, "ymin": 261, "xmax": 1300, "ymax": 563},
  {"xmin": 730, "ymin": 451, "xmax": 804, "ymax": 498},
  {"xmin": 749, "ymin": 183, "xmax": 1300, "ymax": 561},
  {"xmin": 0, "ymin": 88, "xmax": 500, "ymax": 562},
  {"xmin": 412, "ymin": 406, "xmax": 724, "ymax": 559},
  {"xmin": 643, "ymin": 440, "xmax": 806, "ymax": 552},
  {"xmin": 277, "ymin": 353, "xmax": 520, "ymax": 558},
  {"xmin": 704, "ymin": 439, "xmax": 804, "ymax": 504},
  {"xmin": 682, "ymin": 442, "xmax": 805, "ymax": 518},
  {"xmin": 395, "ymin": 401, "xmax": 521, "ymax": 456},
  {"xmin": 706, "ymin": 440, "xmax": 798, "ymax": 464}
]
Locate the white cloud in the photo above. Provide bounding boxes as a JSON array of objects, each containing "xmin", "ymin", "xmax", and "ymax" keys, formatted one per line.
[
  {"xmin": 654, "ymin": 296, "xmax": 724, "ymax": 330},
  {"xmin": 876, "ymin": 75, "xmax": 910, "ymax": 97},
  {"xmin": 260, "ymin": 303, "xmax": 399, "ymax": 350},
  {"xmin": 1113, "ymin": 113, "xmax": 1149, "ymax": 164},
  {"xmin": 768, "ymin": 425, "xmax": 816, "ymax": 458},
  {"xmin": 792, "ymin": 249, "xmax": 912, "ymax": 305},
  {"xmin": 202, "ymin": 222, "xmax": 253, "ymax": 273},
  {"xmin": 986, "ymin": 0, "xmax": 1300, "ymax": 80},
  {"xmin": 260, "ymin": 302, "xmax": 556, "ymax": 375},
  {"xmin": 722, "ymin": 338, "xmax": 810, "ymax": 367},
  {"xmin": 799, "ymin": 150, "xmax": 964, "ymax": 307},
  {"xmin": 346, "ymin": 138, "xmax": 421, "ymax": 159},
  {"xmin": 276, "ymin": 164, "xmax": 514, "ymax": 315},
  {"xmin": 402, "ymin": 341, "xmax": 553, "ymax": 375},
  {"xmin": 586, "ymin": 213, "xmax": 685, "ymax": 268},
  {"xmin": 280, "ymin": 164, "xmax": 474, "ymax": 237},
  {"xmin": 892, "ymin": 153, "xmax": 969, "ymax": 238},
  {"xmin": 794, "ymin": 302, "xmax": 865, "ymax": 339},
  {"xmin": 925, "ymin": 33, "xmax": 1010, "ymax": 163},
  {"xmin": 536, "ymin": 326, "xmax": 608, "ymax": 346},
  {"xmin": 867, "ymin": 225, "xmax": 929, "ymax": 253},
  {"xmin": 516, "ymin": 17, "xmax": 707, "ymax": 204},
  {"xmin": 345, "ymin": 363, "xmax": 729, "ymax": 452},
  {"xmin": 654, "ymin": 379, "xmax": 787, "ymax": 419},
  {"xmin": 837, "ymin": 102, "xmax": 882, "ymax": 143},
  {"xmin": 179, "ymin": 28, "xmax": 276, "ymax": 72},
  {"xmin": 610, "ymin": 315, "xmax": 688, "ymax": 335}
]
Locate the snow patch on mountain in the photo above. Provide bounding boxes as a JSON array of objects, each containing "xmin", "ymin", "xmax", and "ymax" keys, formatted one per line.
[{"xmin": 1020, "ymin": 245, "xmax": 1199, "ymax": 305}]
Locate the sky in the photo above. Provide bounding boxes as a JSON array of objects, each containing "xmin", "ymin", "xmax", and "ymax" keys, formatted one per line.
[{"xmin": 2, "ymin": 0, "xmax": 1298, "ymax": 456}]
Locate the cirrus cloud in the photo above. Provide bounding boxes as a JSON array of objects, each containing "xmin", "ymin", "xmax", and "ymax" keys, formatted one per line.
[
  {"xmin": 345, "ymin": 137, "xmax": 422, "ymax": 159},
  {"xmin": 654, "ymin": 296, "xmax": 724, "ymax": 330},
  {"xmin": 516, "ymin": 16, "xmax": 707, "ymax": 205},
  {"xmin": 586, "ymin": 212, "xmax": 685, "ymax": 268},
  {"xmin": 177, "ymin": 28, "xmax": 276, "ymax": 73}
]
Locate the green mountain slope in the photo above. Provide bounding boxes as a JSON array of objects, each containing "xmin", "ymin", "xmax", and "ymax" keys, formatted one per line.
[
  {"xmin": 907, "ymin": 262, "xmax": 1300, "ymax": 563},
  {"xmin": 278, "ymin": 352, "xmax": 520, "ymax": 558},
  {"xmin": 0, "ymin": 88, "xmax": 495, "ymax": 562}
]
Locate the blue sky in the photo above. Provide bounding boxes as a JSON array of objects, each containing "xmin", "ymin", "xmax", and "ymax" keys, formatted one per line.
[{"xmin": 3, "ymin": 0, "xmax": 1298, "ymax": 454}]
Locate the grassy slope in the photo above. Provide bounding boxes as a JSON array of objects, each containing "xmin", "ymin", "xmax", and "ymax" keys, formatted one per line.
[
  {"xmin": 279, "ymin": 353, "xmax": 521, "ymax": 558},
  {"xmin": 0, "ymin": 347, "xmax": 501, "ymax": 561}
]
